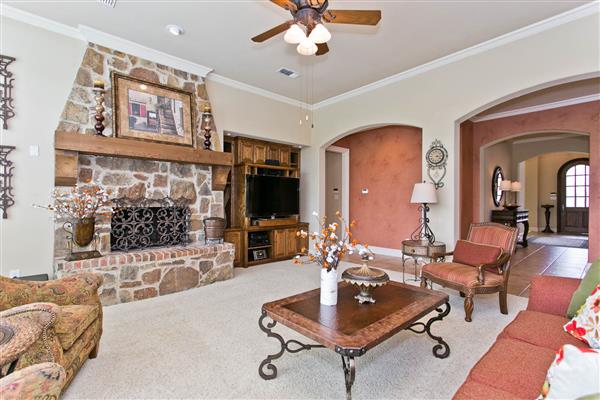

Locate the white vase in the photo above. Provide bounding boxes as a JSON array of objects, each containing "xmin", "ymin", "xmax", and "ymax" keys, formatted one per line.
[{"xmin": 320, "ymin": 268, "xmax": 338, "ymax": 306}]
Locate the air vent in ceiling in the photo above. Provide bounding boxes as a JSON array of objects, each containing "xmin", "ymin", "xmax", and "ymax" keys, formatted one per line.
[
  {"xmin": 97, "ymin": 0, "xmax": 117, "ymax": 8},
  {"xmin": 277, "ymin": 68, "xmax": 300, "ymax": 79}
]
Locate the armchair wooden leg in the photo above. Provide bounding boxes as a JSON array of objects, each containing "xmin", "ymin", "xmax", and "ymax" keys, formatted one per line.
[
  {"xmin": 499, "ymin": 290, "xmax": 508, "ymax": 315},
  {"xmin": 89, "ymin": 342, "xmax": 99, "ymax": 359},
  {"xmin": 420, "ymin": 276, "xmax": 428, "ymax": 289},
  {"xmin": 464, "ymin": 294, "xmax": 474, "ymax": 322}
]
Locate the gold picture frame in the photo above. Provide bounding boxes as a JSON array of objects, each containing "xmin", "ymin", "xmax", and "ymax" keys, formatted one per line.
[{"xmin": 112, "ymin": 73, "xmax": 195, "ymax": 147}]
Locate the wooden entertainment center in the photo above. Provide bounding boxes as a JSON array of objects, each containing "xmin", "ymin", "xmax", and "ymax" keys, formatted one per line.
[{"xmin": 223, "ymin": 136, "xmax": 308, "ymax": 268}]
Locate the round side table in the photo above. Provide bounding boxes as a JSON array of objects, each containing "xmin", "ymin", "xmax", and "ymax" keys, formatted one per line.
[{"xmin": 401, "ymin": 240, "xmax": 446, "ymax": 283}]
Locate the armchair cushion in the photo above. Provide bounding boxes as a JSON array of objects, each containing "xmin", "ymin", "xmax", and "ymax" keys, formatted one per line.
[
  {"xmin": 54, "ymin": 304, "xmax": 99, "ymax": 350},
  {"xmin": 422, "ymin": 262, "xmax": 504, "ymax": 287},
  {"xmin": 453, "ymin": 240, "xmax": 503, "ymax": 270}
]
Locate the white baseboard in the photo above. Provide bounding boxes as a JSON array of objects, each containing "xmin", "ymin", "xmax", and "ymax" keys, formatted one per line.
[{"xmin": 368, "ymin": 246, "xmax": 404, "ymax": 257}]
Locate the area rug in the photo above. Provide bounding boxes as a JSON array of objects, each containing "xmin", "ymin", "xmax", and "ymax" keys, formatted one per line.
[
  {"xmin": 63, "ymin": 261, "xmax": 528, "ymax": 400},
  {"xmin": 529, "ymin": 235, "xmax": 588, "ymax": 249}
]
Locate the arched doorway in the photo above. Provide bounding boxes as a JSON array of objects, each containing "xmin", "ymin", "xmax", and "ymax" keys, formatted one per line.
[{"xmin": 557, "ymin": 158, "xmax": 590, "ymax": 234}]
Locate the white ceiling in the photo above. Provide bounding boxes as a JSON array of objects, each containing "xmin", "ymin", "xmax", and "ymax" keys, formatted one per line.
[{"xmin": 5, "ymin": 0, "xmax": 591, "ymax": 103}]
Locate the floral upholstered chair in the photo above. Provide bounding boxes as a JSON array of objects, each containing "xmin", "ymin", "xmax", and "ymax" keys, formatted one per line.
[
  {"xmin": 0, "ymin": 274, "xmax": 103, "ymax": 390},
  {"xmin": 0, "ymin": 363, "xmax": 65, "ymax": 400},
  {"xmin": 421, "ymin": 222, "xmax": 518, "ymax": 322}
]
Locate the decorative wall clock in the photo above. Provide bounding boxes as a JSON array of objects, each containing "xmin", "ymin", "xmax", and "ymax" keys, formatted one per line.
[{"xmin": 426, "ymin": 139, "xmax": 448, "ymax": 189}]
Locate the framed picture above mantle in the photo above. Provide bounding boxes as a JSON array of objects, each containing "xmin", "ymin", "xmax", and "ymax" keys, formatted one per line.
[{"xmin": 112, "ymin": 73, "xmax": 195, "ymax": 147}]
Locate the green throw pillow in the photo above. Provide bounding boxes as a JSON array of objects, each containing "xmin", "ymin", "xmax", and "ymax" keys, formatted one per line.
[{"xmin": 567, "ymin": 259, "xmax": 600, "ymax": 318}]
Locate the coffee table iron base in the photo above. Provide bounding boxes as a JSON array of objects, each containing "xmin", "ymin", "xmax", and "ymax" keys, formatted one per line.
[{"xmin": 258, "ymin": 302, "xmax": 451, "ymax": 400}]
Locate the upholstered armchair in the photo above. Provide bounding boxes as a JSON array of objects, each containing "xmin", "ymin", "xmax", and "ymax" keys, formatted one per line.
[
  {"xmin": 1, "ymin": 303, "xmax": 66, "ymax": 399},
  {"xmin": 0, "ymin": 274, "xmax": 103, "ymax": 390},
  {"xmin": 421, "ymin": 222, "xmax": 518, "ymax": 322}
]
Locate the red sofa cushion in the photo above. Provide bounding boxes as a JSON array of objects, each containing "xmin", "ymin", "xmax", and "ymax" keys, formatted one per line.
[
  {"xmin": 468, "ymin": 338, "xmax": 556, "ymax": 399},
  {"xmin": 499, "ymin": 310, "xmax": 588, "ymax": 351},
  {"xmin": 453, "ymin": 240, "xmax": 503, "ymax": 269},
  {"xmin": 453, "ymin": 379, "xmax": 529, "ymax": 400}
]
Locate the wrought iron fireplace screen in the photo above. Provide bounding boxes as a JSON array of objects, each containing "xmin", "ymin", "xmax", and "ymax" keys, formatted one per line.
[{"xmin": 111, "ymin": 197, "xmax": 190, "ymax": 252}]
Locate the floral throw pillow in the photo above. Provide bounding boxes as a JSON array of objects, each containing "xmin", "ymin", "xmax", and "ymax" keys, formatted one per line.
[
  {"xmin": 564, "ymin": 284, "xmax": 600, "ymax": 349},
  {"xmin": 539, "ymin": 345, "xmax": 599, "ymax": 399}
]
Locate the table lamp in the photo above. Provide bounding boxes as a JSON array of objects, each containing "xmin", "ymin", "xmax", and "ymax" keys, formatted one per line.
[
  {"xmin": 499, "ymin": 180, "xmax": 512, "ymax": 208},
  {"xmin": 510, "ymin": 181, "xmax": 521, "ymax": 206},
  {"xmin": 410, "ymin": 182, "xmax": 438, "ymax": 244}
]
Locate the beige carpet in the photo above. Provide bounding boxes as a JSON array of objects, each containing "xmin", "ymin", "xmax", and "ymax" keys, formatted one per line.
[{"xmin": 64, "ymin": 261, "xmax": 528, "ymax": 400}]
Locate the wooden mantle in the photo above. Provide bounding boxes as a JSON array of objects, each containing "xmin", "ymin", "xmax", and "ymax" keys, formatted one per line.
[{"xmin": 54, "ymin": 132, "xmax": 232, "ymax": 190}]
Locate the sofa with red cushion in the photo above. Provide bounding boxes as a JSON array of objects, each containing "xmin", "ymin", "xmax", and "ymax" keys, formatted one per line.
[{"xmin": 453, "ymin": 275, "xmax": 584, "ymax": 399}]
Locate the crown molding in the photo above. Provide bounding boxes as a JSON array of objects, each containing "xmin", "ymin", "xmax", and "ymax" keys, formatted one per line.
[
  {"xmin": 312, "ymin": 2, "xmax": 600, "ymax": 110},
  {"xmin": 470, "ymin": 94, "xmax": 600, "ymax": 122},
  {"xmin": 0, "ymin": 4, "xmax": 84, "ymax": 40},
  {"xmin": 78, "ymin": 25, "xmax": 213, "ymax": 78},
  {"xmin": 207, "ymin": 73, "xmax": 312, "ymax": 109}
]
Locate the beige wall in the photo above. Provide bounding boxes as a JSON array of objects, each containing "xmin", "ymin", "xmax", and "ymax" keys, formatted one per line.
[
  {"xmin": 525, "ymin": 158, "xmax": 540, "ymax": 228},
  {"xmin": 325, "ymin": 151, "xmax": 342, "ymax": 230},
  {"xmin": 0, "ymin": 18, "xmax": 87, "ymax": 277},
  {"xmin": 308, "ymin": 13, "xmax": 599, "ymax": 247}
]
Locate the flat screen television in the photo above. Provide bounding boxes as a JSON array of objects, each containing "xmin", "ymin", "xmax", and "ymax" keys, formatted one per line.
[{"xmin": 246, "ymin": 175, "xmax": 300, "ymax": 218}]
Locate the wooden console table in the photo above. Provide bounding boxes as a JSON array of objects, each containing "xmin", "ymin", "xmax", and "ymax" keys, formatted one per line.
[{"xmin": 491, "ymin": 209, "xmax": 529, "ymax": 247}]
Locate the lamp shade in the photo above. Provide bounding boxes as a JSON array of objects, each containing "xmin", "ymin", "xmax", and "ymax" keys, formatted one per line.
[
  {"xmin": 284, "ymin": 24, "xmax": 306, "ymax": 44},
  {"xmin": 410, "ymin": 183, "xmax": 438, "ymax": 204},
  {"xmin": 511, "ymin": 181, "xmax": 521, "ymax": 192},
  {"xmin": 499, "ymin": 180, "xmax": 512, "ymax": 191},
  {"xmin": 297, "ymin": 38, "xmax": 318, "ymax": 56},
  {"xmin": 308, "ymin": 23, "xmax": 331, "ymax": 44}
]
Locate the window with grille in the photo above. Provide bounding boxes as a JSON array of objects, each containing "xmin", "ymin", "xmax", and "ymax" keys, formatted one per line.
[{"xmin": 565, "ymin": 163, "xmax": 589, "ymax": 208}]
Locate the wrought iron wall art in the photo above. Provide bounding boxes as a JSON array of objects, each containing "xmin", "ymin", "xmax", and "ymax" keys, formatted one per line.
[
  {"xmin": 0, "ymin": 55, "xmax": 16, "ymax": 130},
  {"xmin": 425, "ymin": 139, "xmax": 448, "ymax": 189},
  {"xmin": 0, "ymin": 145, "xmax": 15, "ymax": 219},
  {"xmin": 110, "ymin": 197, "xmax": 191, "ymax": 252}
]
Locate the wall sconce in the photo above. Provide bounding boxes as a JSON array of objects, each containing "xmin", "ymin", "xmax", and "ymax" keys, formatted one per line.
[
  {"xmin": 201, "ymin": 104, "xmax": 213, "ymax": 150},
  {"xmin": 0, "ymin": 55, "xmax": 16, "ymax": 130}
]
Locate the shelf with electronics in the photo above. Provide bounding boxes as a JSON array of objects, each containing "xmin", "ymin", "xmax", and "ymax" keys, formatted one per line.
[{"xmin": 222, "ymin": 136, "xmax": 308, "ymax": 268}]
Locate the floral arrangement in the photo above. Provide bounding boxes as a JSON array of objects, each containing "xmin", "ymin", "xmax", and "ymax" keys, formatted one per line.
[
  {"xmin": 295, "ymin": 211, "xmax": 371, "ymax": 271},
  {"xmin": 36, "ymin": 185, "xmax": 111, "ymax": 220}
]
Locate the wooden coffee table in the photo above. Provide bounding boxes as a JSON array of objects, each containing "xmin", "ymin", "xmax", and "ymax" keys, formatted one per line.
[{"xmin": 258, "ymin": 281, "xmax": 450, "ymax": 399}]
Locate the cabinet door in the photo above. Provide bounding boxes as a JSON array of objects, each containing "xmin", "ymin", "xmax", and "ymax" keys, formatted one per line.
[
  {"xmin": 239, "ymin": 141, "xmax": 254, "ymax": 164},
  {"xmin": 272, "ymin": 229, "xmax": 286, "ymax": 258},
  {"xmin": 279, "ymin": 147, "xmax": 291, "ymax": 166},
  {"xmin": 285, "ymin": 228, "xmax": 299, "ymax": 256},
  {"xmin": 253, "ymin": 144, "xmax": 267, "ymax": 164},
  {"xmin": 267, "ymin": 145, "xmax": 280, "ymax": 163},
  {"xmin": 223, "ymin": 230, "xmax": 242, "ymax": 267}
]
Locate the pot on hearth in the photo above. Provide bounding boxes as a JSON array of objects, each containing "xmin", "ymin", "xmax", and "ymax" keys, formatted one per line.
[{"xmin": 65, "ymin": 217, "xmax": 96, "ymax": 247}]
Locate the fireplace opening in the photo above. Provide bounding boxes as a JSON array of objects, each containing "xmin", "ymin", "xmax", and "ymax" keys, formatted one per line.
[{"xmin": 110, "ymin": 198, "xmax": 190, "ymax": 252}]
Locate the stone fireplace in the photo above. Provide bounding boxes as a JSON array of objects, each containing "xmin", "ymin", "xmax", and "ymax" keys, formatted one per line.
[{"xmin": 52, "ymin": 43, "xmax": 234, "ymax": 305}]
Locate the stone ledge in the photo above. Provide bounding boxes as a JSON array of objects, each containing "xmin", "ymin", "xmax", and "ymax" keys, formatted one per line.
[{"xmin": 55, "ymin": 243, "xmax": 235, "ymax": 306}]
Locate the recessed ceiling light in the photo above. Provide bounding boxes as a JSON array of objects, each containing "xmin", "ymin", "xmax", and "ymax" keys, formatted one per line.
[
  {"xmin": 139, "ymin": 84, "xmax": 148, "ymax": 90},
  {"xmin": 165, "ymin": 25, "xmax": 184, "ymax": 36}
]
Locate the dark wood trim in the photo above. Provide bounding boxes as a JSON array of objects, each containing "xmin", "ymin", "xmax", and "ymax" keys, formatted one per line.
[{"xmin": 556, "ymin": 157, "xmax": 589, "ymax": 233}]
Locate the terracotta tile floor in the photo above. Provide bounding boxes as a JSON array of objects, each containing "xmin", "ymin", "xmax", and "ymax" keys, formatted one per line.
[{"xmin": 346, "ymin": 236, "xmax": 589, "ymax": 298}]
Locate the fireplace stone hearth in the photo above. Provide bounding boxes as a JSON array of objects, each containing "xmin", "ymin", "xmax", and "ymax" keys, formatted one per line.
[{"xmin": 55, "ymin": 243, "xmax": 234, "ymax": 306}]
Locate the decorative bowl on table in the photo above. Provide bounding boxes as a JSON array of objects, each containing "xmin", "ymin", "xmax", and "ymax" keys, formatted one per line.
[{"xmin": 342, "ymin": 263, "xmax": 390, "ymax": 304}]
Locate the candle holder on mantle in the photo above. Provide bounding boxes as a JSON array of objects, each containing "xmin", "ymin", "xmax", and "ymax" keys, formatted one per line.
[
  {"xmin": 201, "ymin": 104, "xmax": 213, "ymax": 150},
  {"xmin": 92, "ymin": 81, "xmax": 106, "ymax": 136}
]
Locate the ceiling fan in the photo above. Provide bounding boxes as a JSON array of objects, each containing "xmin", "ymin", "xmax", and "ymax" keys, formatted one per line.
[{"xmin": 251, "ymin": 0, "xmax": 382, "ymax": 56}]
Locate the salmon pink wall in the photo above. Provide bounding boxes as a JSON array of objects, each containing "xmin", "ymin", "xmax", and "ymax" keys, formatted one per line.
[
  {"xmin": 460, "ymin": 101, "xmax": 600, "ymax": 262},
  {"xmin": 334, "ymin": 126, "xmax": 422, "ymax": 249}
]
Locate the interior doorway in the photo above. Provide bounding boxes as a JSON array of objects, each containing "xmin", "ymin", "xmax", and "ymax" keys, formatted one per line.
[
  {"xmin": 557, "ymin": 158, "xmax": 590, "ymax": 234},
  {"xmin": 325, "ymin": 146, "xmax": 349, "ymax": 236}
]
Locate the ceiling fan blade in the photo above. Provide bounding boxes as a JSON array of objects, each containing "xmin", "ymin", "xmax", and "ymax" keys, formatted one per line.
[
  {"xmin": 251, "ymin": 21, "xmax": 292, "ymax": 43},
  {"xmin": 323, "ymin": 10, "xmax": 382, "ymax": 25},
  {"xmin": 316, "ymin": 42, "xmax": 329, "ymax": 56},
  {"xmin": 270, "ymin": 0, "xmax": 297, "ymax": 12}
]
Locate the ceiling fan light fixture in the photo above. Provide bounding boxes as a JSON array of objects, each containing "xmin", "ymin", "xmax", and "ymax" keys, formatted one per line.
[
  {"xmin": 297, "ymin": 38, "xmax": 318, "ymax": 56},
  {"xmin": 284, "ymin": 24, "xmax": 306, "ymax": 44},
  {"xmin": 308, "ymin": 23, "xmax": 331, "ymax": 44}
]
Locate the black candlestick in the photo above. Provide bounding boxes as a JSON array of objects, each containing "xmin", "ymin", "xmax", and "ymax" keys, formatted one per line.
[{"xmin": 541, "ymin": 204, "xmax": 554, "ymax": 233}]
